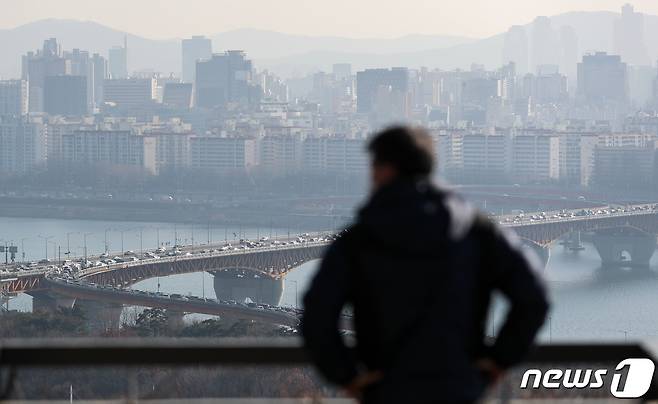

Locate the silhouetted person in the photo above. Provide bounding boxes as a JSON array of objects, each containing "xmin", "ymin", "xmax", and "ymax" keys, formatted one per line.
[{"xmin": 302, "ymin": 126, "xmax": 549, "ymax": 404}]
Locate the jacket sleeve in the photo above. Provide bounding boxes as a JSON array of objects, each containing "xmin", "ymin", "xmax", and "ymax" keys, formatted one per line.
[
  {"xmin": 301, "ymin": 237, "xmax": 358, "ymax": 386},
  {"xmin": 480, "ymin": 221, "xmax": 550, "ymax": 369}
]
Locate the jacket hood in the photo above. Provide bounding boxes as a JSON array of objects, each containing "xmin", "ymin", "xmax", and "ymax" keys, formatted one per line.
[{"xmin": 356, "ymin": 178, "xmax": 477, "ymax": 255}]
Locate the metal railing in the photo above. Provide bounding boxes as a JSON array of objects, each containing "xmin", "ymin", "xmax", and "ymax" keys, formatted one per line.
[{"xmin": 1, "ymin": 339, "xmax": 657, "ymax": 401}]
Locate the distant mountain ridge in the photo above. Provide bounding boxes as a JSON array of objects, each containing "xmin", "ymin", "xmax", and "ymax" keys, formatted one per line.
[
  {"xmin": 261, "ymin": 10, "xmax": 658, "ymax": 77},
  {"xmin": 1, "ymin": 10, "xmax": 657, "ymax": 80},
  {"xmin": 0, "ymin": 19, "xmax": 473, "ymax": 79}
]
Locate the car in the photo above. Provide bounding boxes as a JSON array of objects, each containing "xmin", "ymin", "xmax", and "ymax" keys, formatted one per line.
[{"xmin": 124, "ymin": 250, "xmax": 135, "ymax": 256}]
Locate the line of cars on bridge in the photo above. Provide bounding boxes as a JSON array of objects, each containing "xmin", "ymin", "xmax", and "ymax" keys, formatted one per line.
[
  {"xmin": 499, "ymin": 203, "xmax": 658, "ymax": 225},
  {"xmin": 0, "ymin": 232, "xmax": 339, "ymax": 278}
]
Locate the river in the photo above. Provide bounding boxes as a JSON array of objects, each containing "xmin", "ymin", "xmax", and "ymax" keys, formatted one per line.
[{"xmin": 3, "ymin": 216, "xmax": 658, "ymax": 343}]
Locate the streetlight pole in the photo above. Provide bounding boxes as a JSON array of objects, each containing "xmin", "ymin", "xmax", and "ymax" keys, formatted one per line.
[
  {"xmin": 83, "ymin": 232, "xmax": 93, "ymax": 261},
  {"xmin": 48, "ymin": 241, "xmax": 58, "ymax": 262},
  {"xmin": 66, "ymin": 232, "xmax": 79, "ymax": 257},
  {"xmin": 37, "ymin": 235, "xmax": 53, "ymax": 261},
  {"xmin": 0, "ymin": 240, "xmax": 7, "ymax": 265},
  {"xmin": 20, "ymin": 237, "xmax": 28, "ymax": 263},
  {"xmin": 104, "ymin": 228, "xmax": 112, "ymax": 253},
  {"xmin": 139, "ymin": 228, "xmax": 143, "ymax": 258}
]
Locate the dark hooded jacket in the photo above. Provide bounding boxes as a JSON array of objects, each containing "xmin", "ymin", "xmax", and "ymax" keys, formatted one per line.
[{"xmin": 302, "ymin": 179, "xmax": 549, "ymax": 403}]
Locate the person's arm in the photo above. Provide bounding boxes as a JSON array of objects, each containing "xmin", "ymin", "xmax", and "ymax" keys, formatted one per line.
[
  {"xmin": 301, "ymin": 237, "xmax": 358, "ymax": 386},
  {"xmin": 481, "ymin": 222, "xmax": 550, "ymax": 370}
]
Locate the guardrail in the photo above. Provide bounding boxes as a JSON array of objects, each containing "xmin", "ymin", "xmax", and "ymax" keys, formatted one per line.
[
  {"xmin": 0, "ymin": 338, "xmax": 647, "ymax": 366},
  {"xmin": 0, "ymin": 339, "xmax": 656, "ymax": 401}
]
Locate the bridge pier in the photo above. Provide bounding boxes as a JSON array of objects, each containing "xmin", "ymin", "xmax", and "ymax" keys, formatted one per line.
[
  {"xmin": 591, "ymin": 227, "xmax": 657, "ymax": 267},
  {"xmin": 27, "ymin": 290, "xmax": 76, "ymax": 313},
  {"xmin": 521, "ymin": 239, "xmax": 550, "ymax": 269},
  {"xmin": 212, "ymin": 269, "xmax": 284, "ymax": 306}
]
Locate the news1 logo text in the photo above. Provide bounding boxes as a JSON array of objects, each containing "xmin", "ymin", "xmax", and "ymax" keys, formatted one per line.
[{"xmin": 520, "ymin": 358, "xmax": 655, "ymax": 398}]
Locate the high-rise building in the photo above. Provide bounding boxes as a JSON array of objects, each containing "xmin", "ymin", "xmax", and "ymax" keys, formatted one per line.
[
  {"xmin": 300, "ymin": 135, "xmax": 368, "ymax": 175},
  {"xmin": 189, "ymin": 135, "xmax": 258, "ymax": 172},
  {"xmin": 195, "ymin": 51, "xmax": 259, "ymax": 108},
  {"xmin": 460, "ymin": 133, "xmax": 512, "ymax": 183},
  {"xmin": 613, "ymin": 4, "xmax": 650, "ymax": 66},
  {"xmin": 103, "ymin": 78, "xmax": 156, "ymax": 109},
  {"xmin": 0, "ymin": 116, "xmax": 47, "ymax": 174},
  {"xmin": 512, "ymin": 132, "xmax": 560, "ymax": 183},
  {"xmin": 162, "ymin": 82, "xmax": 194, "ymax": 109},
  {"xmin": 108, "ymin": 36, "xmax": 128, "ymax": 79},
  {"xmin": 61, "ymin": 129, "xmax": 156, "ymax": 173},
  {"xmin": 256, "ymin": 70, "xmax": 290, "ymax": 103},
  {"xmin": 431, "ymin": 129, "xmax": 463, "ymax": 178},
  {"xmin": 0, "ymin": 80, "xmax": 29, "ymax": 116},
  {"xmin": 628, "ymin": 65, "xmax": 655, "ymax": 107},
  {"xmin": 259, "ymin": 133, "xmax": 304, "ymax": 176},
  {"xmin": 531, "ymin": 17, "xmax": 559, "ymax": 73},
  {"xmin": 92, "ymin": 53, "xmax": 108, "ymax": 108},
  {"xmin": 521, "ymin": 66, "xmax": 568, "ymax": 104},
  {"xmin": 44, "ymin": 75, "xmax": 87, "ymax": 116},
  {"xmin": 415, "ymin": 68, "xmax": 441, "ymax": 107},
  {"xmin": 332, "ymin": 64, "xmax": 352, "ymax": 81},
  {"xmin": 64, "ymin": 49, "xmax": 94, "ymax": 112},
  {"xmin": 325, "ymin": 136, "xmax": 368, "ymax": 174},
  {"xmin": 593, "ymin": 141, "xmax": 657, "ymax": 190},
  {"xmin": 558, "ymin": 26, "xmax": 579, "ymax": 89},
  {"xmin": 502, "ymin": 25, "xmax": 529, "ymax": 76},
  {"xmin": 461, "ymin": 77, "xmax": 500, "ymax": 107},
  {"xmin": 356, "ymin": 68, "xmax": 409, "ymax": 113},
  {"xmin": 144, "ymin": 132, "xmax": 192, "ymax": 174},
  {"xmin": 21, "ymin": 38, "xmax": 70, "ymax": 112},
  {"xmin": 181, "ymin": 36, "xmax": 212, "ymax": 83},
  {"xmin": 46, "ymin": 115, "xmax": 95, "ymax": 162},
  {"xmin": 577, "ymin": 52, "xmax": 628, "ymax": 105},
  {"xmin": 559, "ymin": 133, "xmax": 598, "ymax": 186}
]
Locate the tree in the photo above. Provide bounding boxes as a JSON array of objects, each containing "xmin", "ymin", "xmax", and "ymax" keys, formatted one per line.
[{"xmin": 135, "ymin": 308, "xmax": 168, "ymax": 336}]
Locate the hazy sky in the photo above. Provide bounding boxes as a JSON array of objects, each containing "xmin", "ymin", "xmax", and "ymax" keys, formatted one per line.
[{"xmin": 4, "ymin": 0, "xmax": 658, "ymax": 38}]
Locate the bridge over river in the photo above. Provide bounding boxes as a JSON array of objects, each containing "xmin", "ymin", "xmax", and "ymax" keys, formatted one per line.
[{"xmin": 2, "ymin": 203, "xmax": 658, "ymax": 328}]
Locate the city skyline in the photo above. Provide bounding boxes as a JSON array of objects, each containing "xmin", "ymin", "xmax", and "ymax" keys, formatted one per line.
[{"xmin": 4, "ymin": 0, "xmax": 658, "ymax": 39}]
